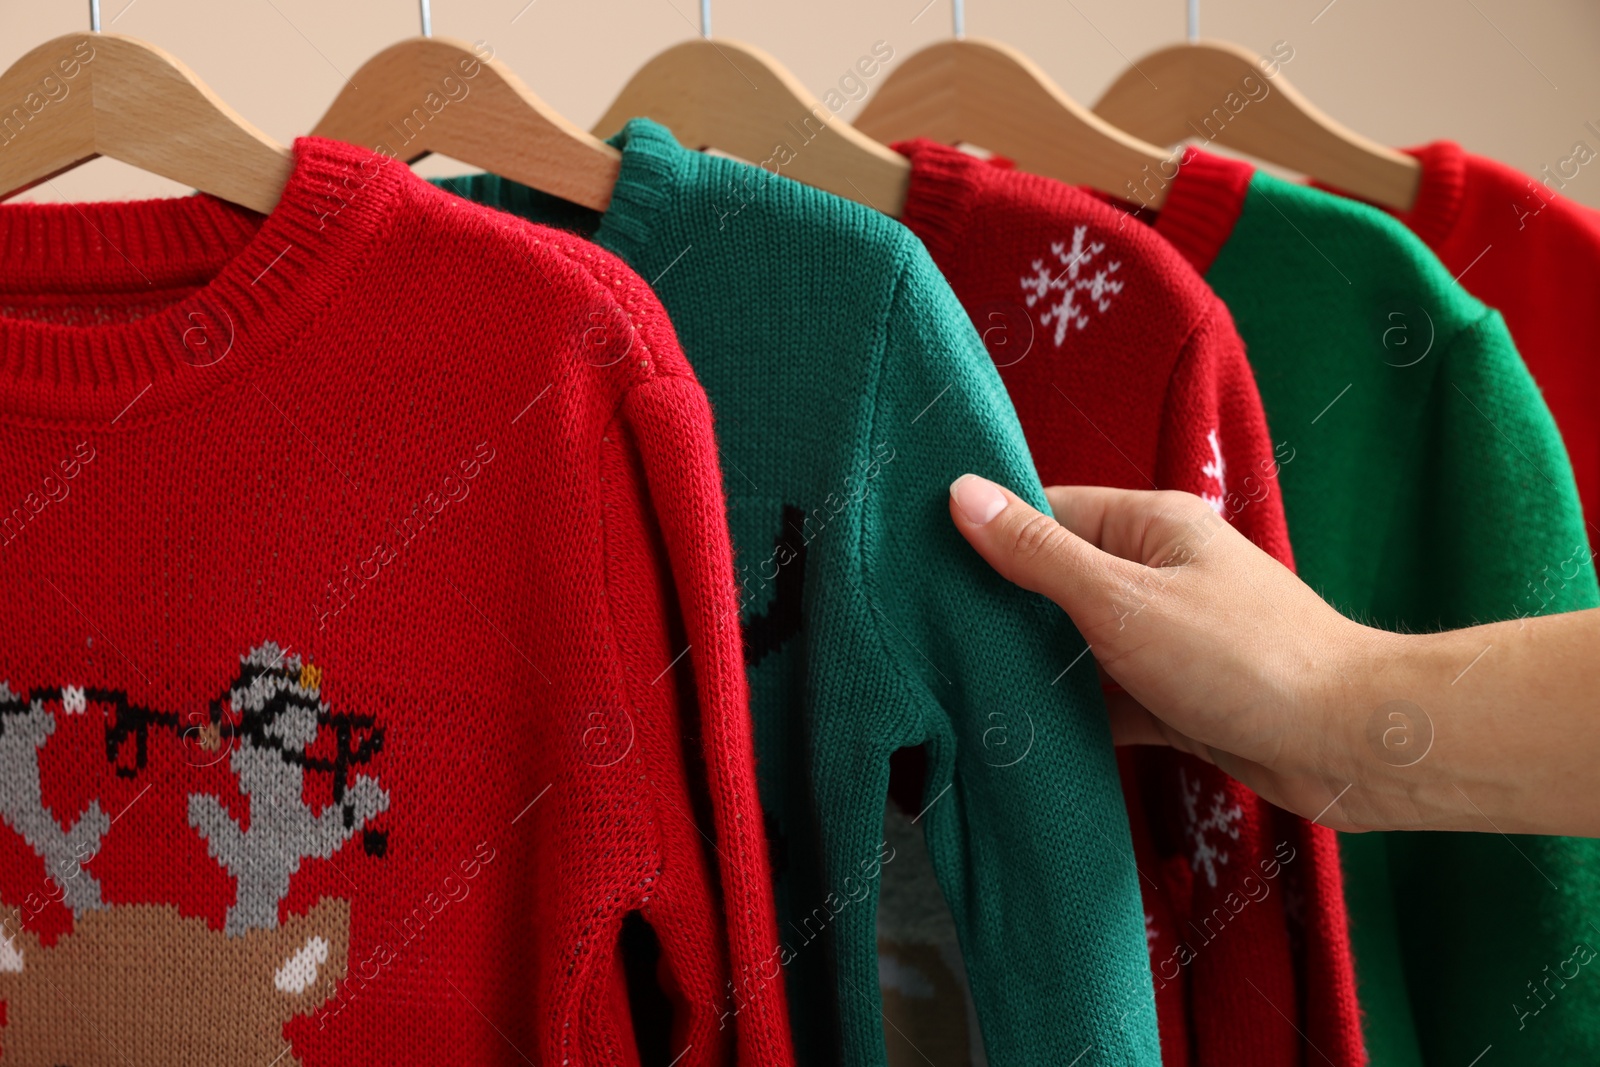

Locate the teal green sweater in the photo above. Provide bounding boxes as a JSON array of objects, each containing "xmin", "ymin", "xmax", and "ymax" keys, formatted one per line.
[
  {"xmin": 1155, "ymin": 151, "xmax": 1600, "ymax": 1065},
  {"xmin": 436, "ymin": 121, "xmax": 1161, "ymax": 1066}
]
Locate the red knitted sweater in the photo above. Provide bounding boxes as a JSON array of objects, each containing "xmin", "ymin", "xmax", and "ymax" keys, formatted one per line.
[
  {"xmin": 894, "ymin": 140, "xmax": 1362, "ymax": 1067},
  {"xmin": 1324, "ymin": 141, "xmax": 1600, "ymax": 536},
  {"xmin": 0, "ymin": 138, "xmax": 791, "ymax": 1067}
]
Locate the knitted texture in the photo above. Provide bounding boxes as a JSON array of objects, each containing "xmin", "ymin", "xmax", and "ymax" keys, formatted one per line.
[
  {"xmin": 1155, "ymin": 149, "xmax": 1600, "ymax": 1066},
  {"xmin": 894, "ymin": 138, "xmax": 1361, "ymax": 1067},
  {"xmin": 0, "ymin": 137, "xmax": 793, "ymax": 1067},
  {"xmin": 434, "ymin": 119, "xmax": 1162, "ymax": 1067},
  {"xmin": 1322, "ymin": 140, "xmax": 1600, "ymax": 535}
]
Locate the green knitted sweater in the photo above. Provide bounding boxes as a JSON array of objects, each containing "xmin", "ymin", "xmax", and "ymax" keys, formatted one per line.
[
  {"xmin": 1154, "ymin": 150, "xmax": 1600, "ymax": 1066},
  {"xmin": 435, "ymin": 120, "xmax": 1161, "ymax": 1066}
]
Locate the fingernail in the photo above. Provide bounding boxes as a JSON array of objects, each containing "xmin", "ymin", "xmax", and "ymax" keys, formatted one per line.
[{"xmin": 950, "ymin": 474, "xmax": 1007, "ymax": 526}]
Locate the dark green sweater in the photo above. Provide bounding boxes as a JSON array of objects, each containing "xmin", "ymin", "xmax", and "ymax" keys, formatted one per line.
[
  {"xmin": 1154, "ymin": 150, "xmax": 1600, "ymax": 1066},
  {"xmin": 436, "ymin": 120, "xmax": 1161, "ymax": 1066}
]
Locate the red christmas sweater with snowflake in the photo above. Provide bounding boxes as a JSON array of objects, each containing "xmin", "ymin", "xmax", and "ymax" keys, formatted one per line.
[
  {"xmin": 1322, "ymin": 140, "xmax": 1600, "ymax": 535},
  {"xmin": 0, "ymin": 138, "xmax": 792, "ymax": 1067},
  {"xmin": 893, "ymin": 140, "xmax": 1363, "ymax": 1067}
]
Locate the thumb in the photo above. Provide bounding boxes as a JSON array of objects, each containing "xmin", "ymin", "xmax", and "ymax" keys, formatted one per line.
[{"xmin": 948, "ymin": 473, "xmax": 1133, "ymax": 622}]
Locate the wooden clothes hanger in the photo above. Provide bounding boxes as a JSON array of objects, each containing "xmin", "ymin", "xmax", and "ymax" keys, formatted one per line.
[
  {"xmin": 0, "ymin": 12, "xmax": 292, "ymax": 213},
  {"xmin": 853, "ymin": 0, "xmax": 1174, "ymax": 208},
  {"xmin": 592, "ymin": 2, "xmax": 910, "ymax": 217},
  {"xmin": 1093, "ymin": 35, "xmax": 1420, "ymax": 211},
  {"xmin": 313, "ymin": 0, "xmax": 619, "ymax": 212},
  {"xmin": 855, "ymin": 35, "xmax": 1177, "ymax": 209}
]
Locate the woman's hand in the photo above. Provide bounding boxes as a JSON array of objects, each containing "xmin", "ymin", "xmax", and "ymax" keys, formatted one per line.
[{"xmin": 947, "ymin": 474, "xmax": 1600, "ymax": 838}]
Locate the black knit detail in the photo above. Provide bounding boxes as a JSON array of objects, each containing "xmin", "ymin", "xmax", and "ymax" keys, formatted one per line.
[{"xmin": 742, "ymin": 504, "xmax": 808, "ymax": 666}]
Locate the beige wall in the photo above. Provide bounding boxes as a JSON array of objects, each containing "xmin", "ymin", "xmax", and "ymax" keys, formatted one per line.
[{"xmin": 6, "ymin": 0, "xmax": 1600, "ymax": 208}]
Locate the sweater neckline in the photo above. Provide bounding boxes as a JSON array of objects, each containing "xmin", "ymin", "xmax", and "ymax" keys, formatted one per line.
[
  {"xmin": 585, "ymin": 119, "xmax": 685, "ymax": 266},
  {"xmin": 0, "ymin": 137, "xmax": 404, "ymax": 427},
  {"xmin": 1390, "ymin": 141, "xmax": 1468, "ymax": 249},
  {"xmin": 1309, "ymin": 140, "xmax": 1467, "ymax": 249},
  {"xmin": 1151, "ymin": 148, "xmax": 1255, "ymax": 275},
  {"xmin": 891, "ymin": 139, "xmax": 987, "ymax": 267}
]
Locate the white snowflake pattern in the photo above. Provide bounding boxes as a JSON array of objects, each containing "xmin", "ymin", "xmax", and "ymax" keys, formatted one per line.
[
  {"xmin": 61, "ymin": 685, "xmax": 86, "ymax": 715},
  {"xmin": 1180, "ymin": 768, "xmax": 1243, "ymax": 888},
  {"xmin": 1145, "ymin": 912, "xmax": 1159, "ymax": 948},
  {"xmin": 1200, "ymin": 428, "xmax": 1226, "ymax": 515},
  {"xmin": 1019, "ymin": 226, "xmax": 1124, "ymax": 347}
]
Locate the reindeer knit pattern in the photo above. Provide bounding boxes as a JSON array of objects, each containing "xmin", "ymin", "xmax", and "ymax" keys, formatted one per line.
[
  {"xmin": 1153, "ymin": 148, "xmax": 1600, "ymax": 1067},
  {"xmin": 0, "ymin": 138, "xmax": 793, "ymax": 1067},
  {"xmin": 891, "ymin": 139, "xmax": 1363, "ymax": 1067},
  {"xmin": 434, "ymin": 118, "xmax": 1162, "ymax": 1067}
]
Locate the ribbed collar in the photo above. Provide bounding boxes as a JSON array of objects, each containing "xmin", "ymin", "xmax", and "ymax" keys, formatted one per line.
[
  {"xmin": 891, "ymin": 138, "xmax": 988, "ymax": 269},
  {"xmin": 1309, "ymin": 141, "xmax": 1466, "ymax": 250},
  {"xmin": 1390, "ymin": 140, "xmax": 1469, "ymax": 250},
  {"xmin": 589, "ymin": 119, "xmax": 684, "ymax": 266},
  {"xmin": 435, "ymin": 119, "xmax": 686, "ymax": 272},
  {"xmin": 1151, "ymin": 148, "xmax": 1255, "ymax": 275},
  {"xmin": 0, "ymin": 137, "xmax": 404, "ymax": 427}
]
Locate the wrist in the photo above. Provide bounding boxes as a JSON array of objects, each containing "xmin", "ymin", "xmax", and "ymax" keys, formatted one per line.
[
  {"xmin": 1309, "ymin": 623, "xmax": 1459, "ymax": 832},
  {"xmin": 1325, "ymin": 623, "xmax": 1530, "ymax": 833}
]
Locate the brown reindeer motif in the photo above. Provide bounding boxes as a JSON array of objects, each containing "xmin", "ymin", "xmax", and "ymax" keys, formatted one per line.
[
  {"xmin": 0, "ymin": 643, "xmax": 389, "ymax": 1066},
  {"xmin": 0, "ymin": 897, "xmax": 351, "ymax": 1065}
]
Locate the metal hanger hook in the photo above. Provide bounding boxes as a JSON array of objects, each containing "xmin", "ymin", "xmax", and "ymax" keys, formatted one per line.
[
  {"xmin": 89, "ymin": 0, "xmax": 100, "ymax": 32},
  {"xmin": 699, "ymin": 0, "xmax": 711, "ymax": 38},
  {"xmin": 953, "ymin": 0, "xmax": 965, "ymax": 40},
  {"xmin": 1187, "ymin": 0, "xmax": 1198, "ymax": 43},
  {"xmin": 420, "ymin": 0, "xmax": 432, "ymax": 38}
]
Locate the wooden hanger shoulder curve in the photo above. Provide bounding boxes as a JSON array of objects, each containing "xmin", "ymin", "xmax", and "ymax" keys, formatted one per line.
[
  {"xmin": 854, "ymin": 37, "xmax": 1176, "ymax": 209},
  {"xmin": 313, "ymin": 36, "xmax": 620, "ymax": 213},
  {"xmin": 593, "ymin": 37, "xmax": 910, "ymax": 217},
  {"xmin": 0, "ymin": 33, "xmax": 292, "ymax": 213},
  {"xmin": 1094, "ymin": 40, "xmax": 1420, "ymax": 211}
]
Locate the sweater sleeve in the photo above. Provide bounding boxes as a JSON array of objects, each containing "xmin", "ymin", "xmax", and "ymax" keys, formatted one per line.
[
  {"xmin": 1375, "ymin": 308, "xmax": 1600, "ymax": 1062},
  {"xmin": 1427, "ymin": 310, "xmax": 1598, "ymax": 624},
  {"xmin": 848, "ymin": 243, "xmax": 1161, "ymax": 1065},
  {"xmin": 623, "ymin": 373, "xmax": 797, "ymax": 1067}
]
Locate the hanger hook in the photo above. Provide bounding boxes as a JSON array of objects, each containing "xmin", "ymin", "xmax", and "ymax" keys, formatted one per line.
[
  {"xmin": 953, "ymin": 0, "xmax": 965, "ymax": 39},
  {"xmin": 419, "ymin": 0, "xmax": 432, "ymax": 38},
  {"xmin": 89, "ymin": 0, "xmax": 100, "ymax": 32},
  {"xmin": 699, "ymin": 0, "xmax": 711, "ymax": 38},
  {"xmin": 1186, "ymin": 0, "xmax": 1198, "ymax": 43}
]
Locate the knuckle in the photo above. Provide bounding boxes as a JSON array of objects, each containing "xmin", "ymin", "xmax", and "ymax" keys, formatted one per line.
[
  {"xmin": 1152, "ymin": 490, "xmax": 1222, "ymax": 544},
  {"xmin": 1009, "ymin": 511, "xmax": 1070, "ymax": 566}
]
